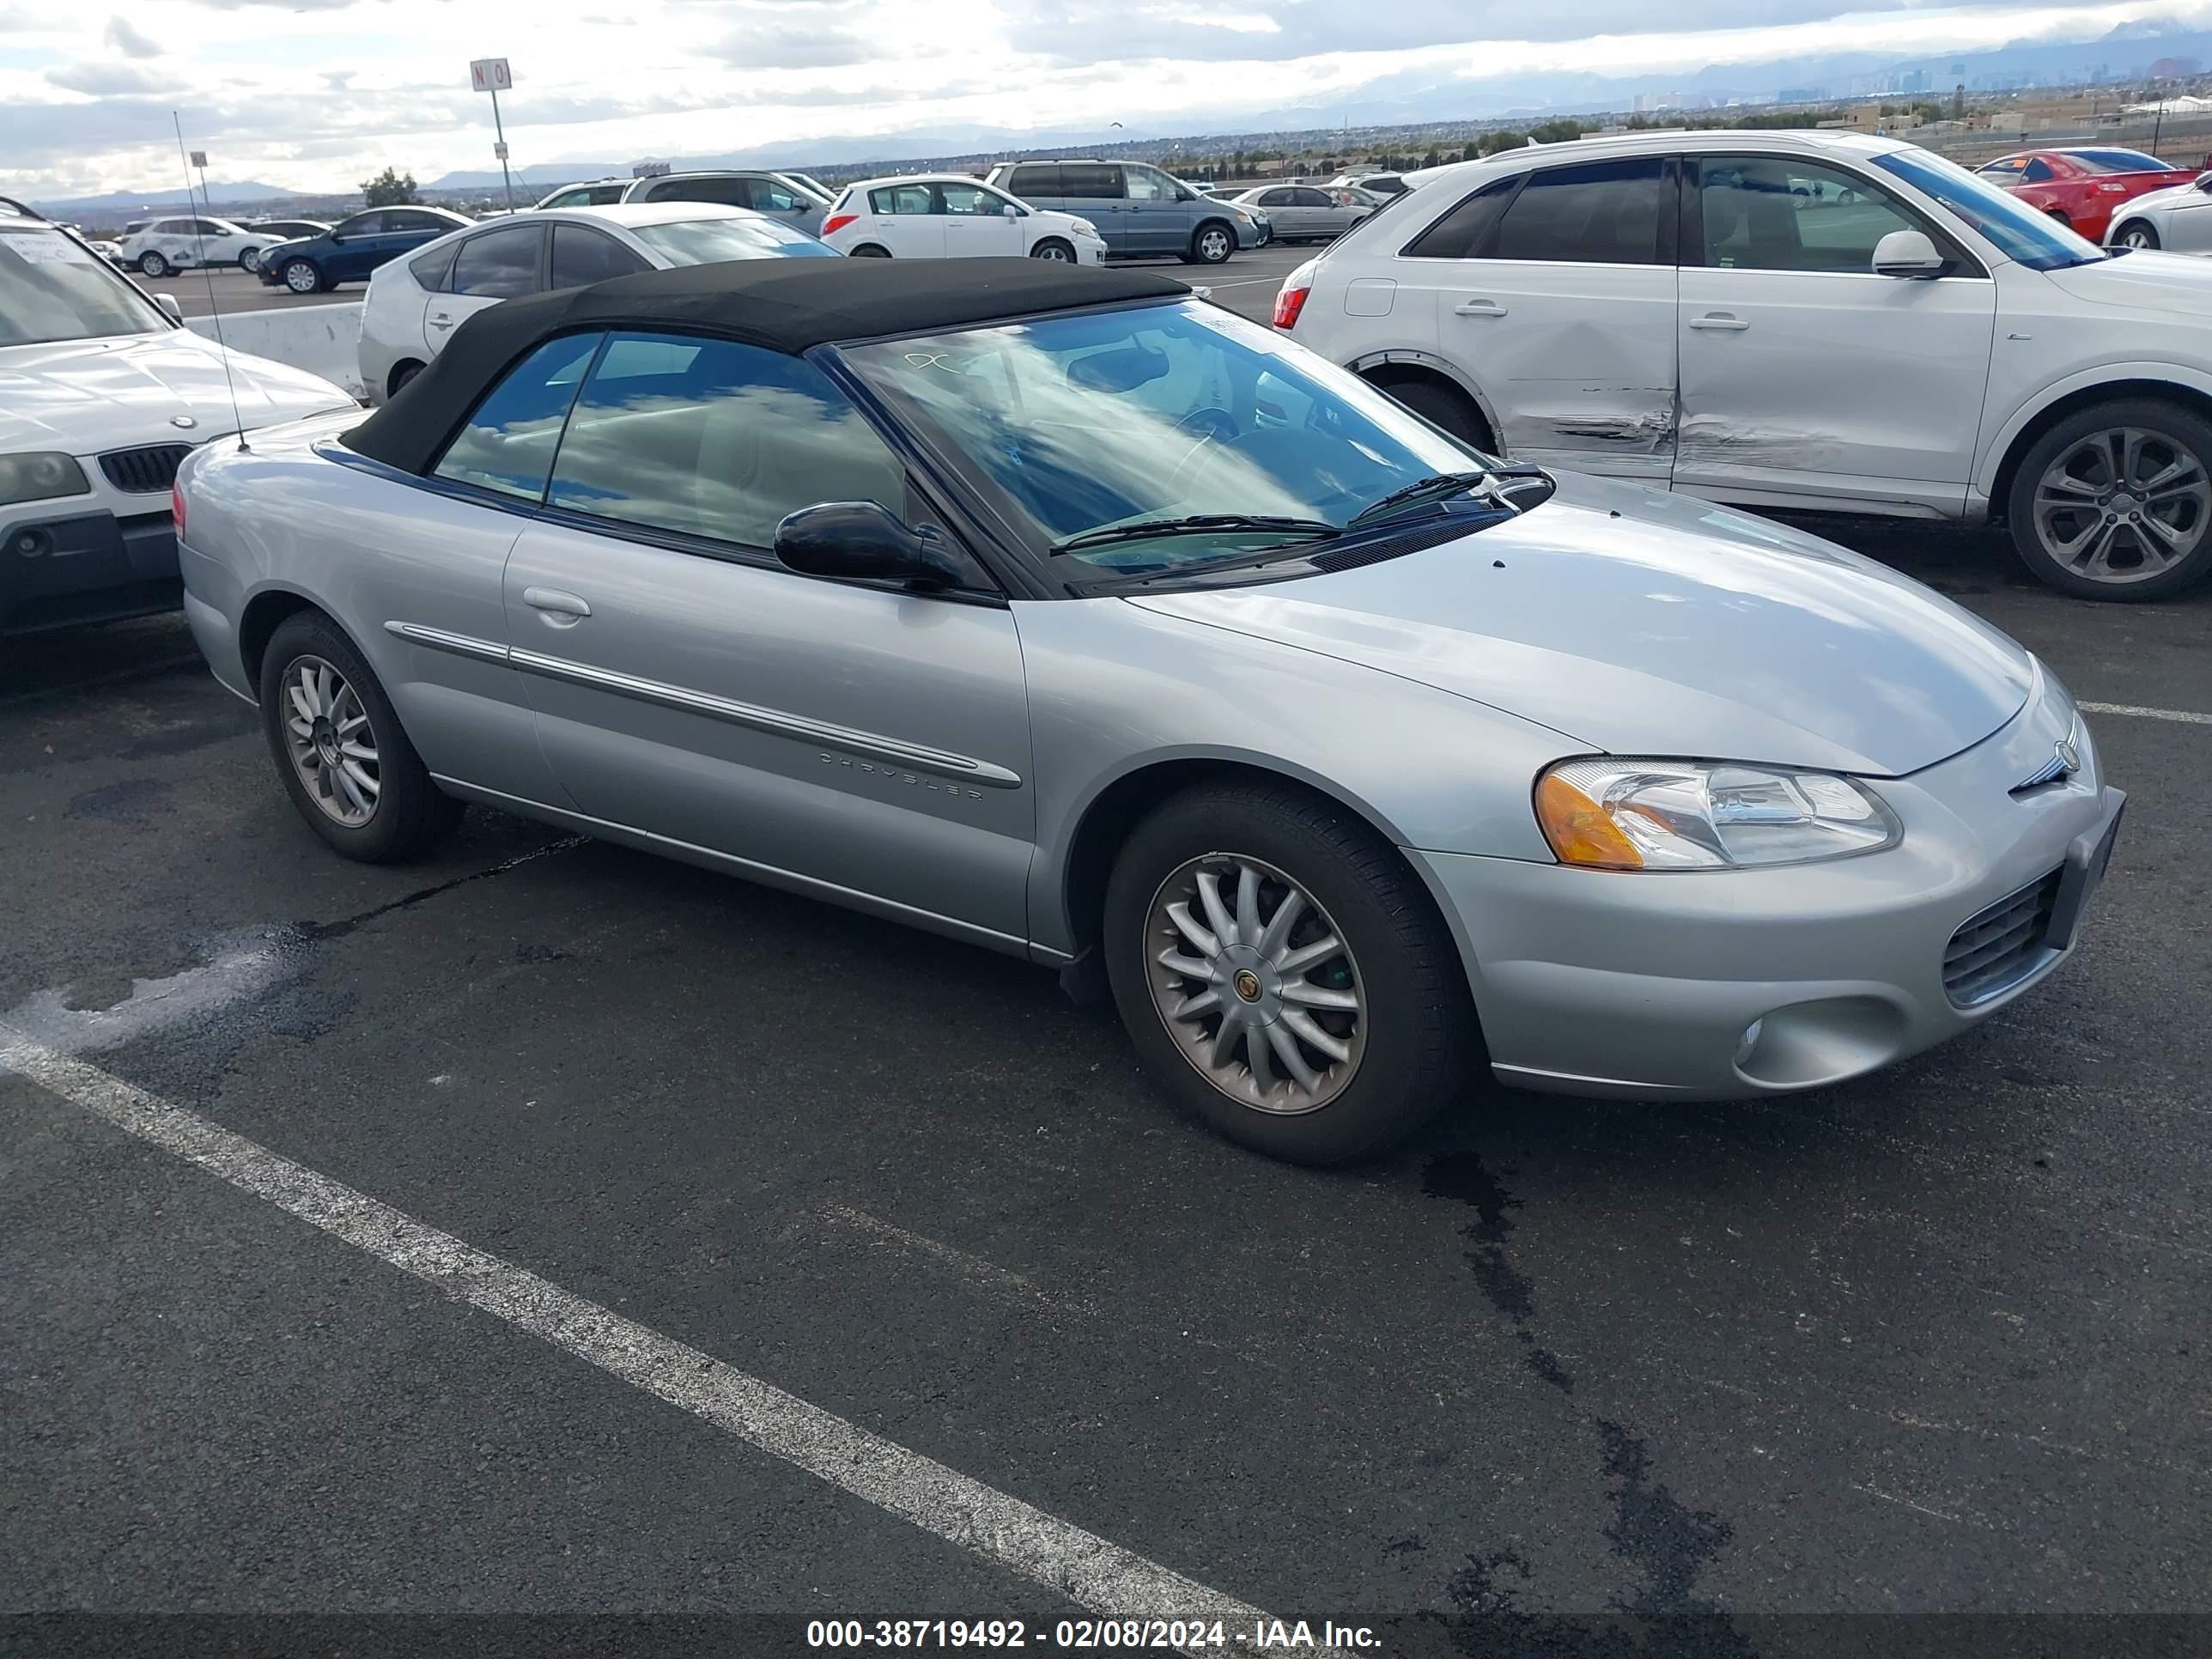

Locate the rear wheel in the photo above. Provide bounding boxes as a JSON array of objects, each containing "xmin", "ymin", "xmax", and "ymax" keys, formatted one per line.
[
  {"xmin": 2008, "ymin": 398, "xmax": 2212, "ymax": 599},
  {"xmin": 1030, "ymin": 237, "xmax": 1075, "ymax": 262},
  {"xmin": 137, "ymin": 250, "xmax": 168, "ymax": 278},
  {"xmin": 1188, "ymin": 222, "xmax": 1235, "ymax": 264},
  {"xmin": 258, "ymin": 612, "xmax": 463, "ymax": 862},
  {"xmin": 1103, "ymin": 779, "xmax": 1472, "ymax": 1165},
  {"xmin": 1372, "ymin": 373, "xmax": 1496, "ymax": 453},
  {"xmin": 850, "ymin": 243, "xmax": 890, "ymax": 258},
  {"xmin": 387, "ymin": 360, "xmax": 424, "ymax": 399},
  {"xmin": 2113, "ymin": 219, "xmax": 2160, "ymax": 251},
  {"xmin": 281, "ymin": 258, "xmax": 322, "ymax": 294}
]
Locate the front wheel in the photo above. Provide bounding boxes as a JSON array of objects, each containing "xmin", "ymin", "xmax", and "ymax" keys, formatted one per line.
[
  {"xmin": 238, "ymin": 247, "xmax": 259, "ymax": 271},
  {"xmin": 2007, "ymin": 398, "xmax": 2212, "ymax": 599},
  {"xmin": 1030, "ymin": 237, "xmax": 1075, "ymax": 263},
  {"xmin": 258, "ymin": 612, "xmax": 463, "ymax": 862},
  {"xmin": 281, "ymin": 258, "xmax": 322, "ymax": 294},
  {"xmin": 137, "ymin": 250, "xmax": 169, "ymax": 278},
  {"xmin": 2112, "ymin": 219, "xmax": 2160, "ymax": 251},
  {"xmin": 1189, "ymin": 222, "xmax": 1234, "ymax": 265},
  {"xmin": 1103, "ymin": 779, "xmax": 1472, "ymax": 1165}
]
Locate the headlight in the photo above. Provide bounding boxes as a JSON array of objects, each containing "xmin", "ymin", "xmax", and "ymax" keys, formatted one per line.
[
  {"xmin": 1229, "ymin": 207, "xmax": 1252, "ymax": 222},
  {"xmin": 1069, "ymin": 218, "xmax": 1099, "ymax": 236},
  {"xmin": 1534, "ymin": 757, "xmax": 1899, "ymax": 870},
  {"xmin": 0, "ymin": 452, "xmax": 91, "ymax": 507}
]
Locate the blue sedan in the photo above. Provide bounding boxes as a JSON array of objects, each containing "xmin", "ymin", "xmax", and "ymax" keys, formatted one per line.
[{"xmin": 257, "ymin": 206, "xmax": 475, "ymax": 294}]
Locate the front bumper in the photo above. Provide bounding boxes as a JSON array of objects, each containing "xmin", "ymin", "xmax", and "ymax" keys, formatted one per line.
[
  {"xmin": 1410, "ymin": 696, "xmax": 2124, "ymax": 1100},
  {"xmin": 0, "ymin": 506, "xmax": 179, "ymax": 634},
  {"xmin": 1237, "ymin": 216, "xmax": 1268, "ymax": 249}
]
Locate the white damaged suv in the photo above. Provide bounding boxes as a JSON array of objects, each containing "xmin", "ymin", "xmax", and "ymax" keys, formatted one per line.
[
  {"xmin": 1279, "ymin": 130, "xmax": 2212, "ymax": 599},
  {"xmin": 0, "ymin": 204, "xmax": 356, "ymax": 635}
]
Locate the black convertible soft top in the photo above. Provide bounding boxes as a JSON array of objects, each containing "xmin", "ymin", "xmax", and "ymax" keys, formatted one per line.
[{"xmin": 344, "ymin": 256, "xmax": 1192, "ymax": 475}]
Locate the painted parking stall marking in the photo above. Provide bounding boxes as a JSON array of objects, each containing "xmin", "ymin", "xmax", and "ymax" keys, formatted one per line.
[
  {"xmin": 0, "ymin": 1025, "xmax": 1350, "ymax": 1659},
  {"xmin": 2081, "ymin": 700, "xmax": 2212, "ymax": 726}
]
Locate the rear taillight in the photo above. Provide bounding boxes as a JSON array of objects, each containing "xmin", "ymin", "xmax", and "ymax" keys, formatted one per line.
[
  {"xmin": 1272, "ymin": 278, "xmax": 1310, "ymax": 330},
  {"xmin": 170, "ymin": 481, "xmax": 185, "ymax": 541},
  {"xmin": 823, "ymin": 213, "xmax": 858, "ymax": 237}
]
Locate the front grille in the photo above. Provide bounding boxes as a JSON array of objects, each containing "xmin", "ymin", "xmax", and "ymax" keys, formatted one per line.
[
  {"xmin": 99, "ymin": 442, "xmax": 193, "ymax": 494},
  {"xmin": 1943, "ymin": 867, "xmax": 2062, "ymax": 1007}
]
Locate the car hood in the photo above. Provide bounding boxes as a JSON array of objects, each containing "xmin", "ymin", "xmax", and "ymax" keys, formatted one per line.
[
  {"xmin": 1126, "ymin": 473, "xmax": 2034, "ymax": 778},
  {"xmin": 0, "ymin": 329, "xmax": 353, "ymax": 453},
  {"xmin": 2046, "ymin": 246, "xmax": 2212, "ymax": 310}
]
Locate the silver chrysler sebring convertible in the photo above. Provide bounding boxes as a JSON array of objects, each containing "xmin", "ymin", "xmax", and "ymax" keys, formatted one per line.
[{"xmin": 175, "ymin": 259, "xmax": 2123, "ymax": 1164}]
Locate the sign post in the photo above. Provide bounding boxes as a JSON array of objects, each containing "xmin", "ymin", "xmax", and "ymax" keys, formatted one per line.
[{"xmin": 468, "ymin": 58, "xmax": 516, "ymax": 213}]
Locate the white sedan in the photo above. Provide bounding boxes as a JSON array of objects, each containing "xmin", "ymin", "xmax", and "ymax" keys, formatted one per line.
[
  {"xmin": 2106, "ymin": 168, "xmax": 2212, "ymax": 253},
  {"xmin": 357, "ymin": 203, "xmax": 839, "ymax": 405},
  {"xmin": 1282, "ymin": 130, "xmax": 2212, "ymax": 599},
  {"xmin": 819, "ymin": 174, "xmax": 1106, "ymax": 264},
  {"xmin": 117, "ymin": 215, "xmax": 263, "ymax": 277}
]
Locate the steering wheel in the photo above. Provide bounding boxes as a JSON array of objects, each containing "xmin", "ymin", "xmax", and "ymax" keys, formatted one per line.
[{"xmin": 1166, "ymin": 407, "xmax": 1238, "ymax": 495}]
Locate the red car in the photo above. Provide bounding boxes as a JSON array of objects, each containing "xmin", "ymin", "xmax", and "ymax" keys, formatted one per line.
[{"xmin": 1975, "ymin": 148, "xmax": 2190, "ymax": 241}]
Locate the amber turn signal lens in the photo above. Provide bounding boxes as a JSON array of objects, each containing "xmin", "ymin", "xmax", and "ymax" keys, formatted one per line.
[{"xmin": 1534, "ymin": 772, "xmax": 1645, "ymax": 869}]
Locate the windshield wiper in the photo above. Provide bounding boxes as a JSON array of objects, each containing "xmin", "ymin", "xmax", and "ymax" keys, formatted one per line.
[
  {"xmin": 1050, "ymin": 514, "xmax": 1341, "ymax": 555},
  {"xmin": 1350, "ymin": 465, "xmax": 1554, "ymax": 527}
]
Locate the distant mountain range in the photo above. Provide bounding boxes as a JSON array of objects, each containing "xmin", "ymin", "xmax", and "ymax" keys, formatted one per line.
[{"xmin": 28, "ymin": 16, "xmax": 2211, "ymax": 212}]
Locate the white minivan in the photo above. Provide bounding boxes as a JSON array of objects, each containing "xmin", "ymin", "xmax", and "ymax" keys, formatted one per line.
[{"xmin": 1281, "ymin": 130, "xmax": 2212, "ymax": 599}]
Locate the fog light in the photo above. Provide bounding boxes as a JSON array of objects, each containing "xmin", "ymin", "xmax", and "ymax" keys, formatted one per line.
[
  {"xmin": 13, "ymin": 527, "xmax": 52, "ymax": 559},
  {"xmin": 1733, "ymin": 1019, "xmax": 1765, "ymax": 1067}
]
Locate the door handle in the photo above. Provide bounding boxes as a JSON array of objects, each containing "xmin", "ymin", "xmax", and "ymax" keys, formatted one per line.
[
  {"xmin": 1454, "ymin": 299, "xmax": 1506, "ymax": 316},
  {"xmin": 428, "ymin": 315, "xmax": 455, "ymax": 331},
  {"xmin": 523, "ymin": 586, "xmax": 592, "ymax": 620},
  {"xmin": 1689, "ymin": 313, "xmax": 1751, "ymax": 331}
]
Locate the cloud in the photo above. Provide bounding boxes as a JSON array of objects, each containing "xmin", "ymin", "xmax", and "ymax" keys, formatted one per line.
[
  {"xmin": 704, "ymin": 20, "xmax": 872, "ymax": 67},
  {"xmin": 103, "ymin": 15, "xmax": 161, "ymax": 57},
  {"xmin": 46, "ymin": 60, "xmax": 167, "ymax": 94}
]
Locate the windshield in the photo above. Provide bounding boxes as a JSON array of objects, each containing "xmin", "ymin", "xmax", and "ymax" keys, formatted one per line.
[
  {"xmin": 841, "ymin": 301, "xmax": 1492, "ymax": 573},
  {"xmin": 0, "ymin": 227, "xmax": 168, "ymax": 346},
  {"xmin": 1873, "ymin": 148, "xmax": 2106, "ymax": 270},
  {"xmin": 631, "ymin": 216, "xmax": 839, "ymax": 264},
  {"xmin": 2072, "ymin": 149, "xmax": 2178, "ymax": 175}
]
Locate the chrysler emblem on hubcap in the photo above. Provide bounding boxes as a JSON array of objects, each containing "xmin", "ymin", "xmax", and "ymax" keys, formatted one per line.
[{"xmin": 1232, "ymin": 969, "xmax": 1263, "ymax": 1003}]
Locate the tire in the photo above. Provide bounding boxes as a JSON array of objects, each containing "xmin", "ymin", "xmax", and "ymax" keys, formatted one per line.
[
  {"xmin": 238, "ymin": 247, "xmax": 259, "ymax": 271},
  {"xmin": 281, "ymin": 258, "xmax": 322, "ymax": 294},
  {"xmin": 137, "ymin": 250, "xmax": 168, "ymax": 278},
  {"xmin": 1103, "ymin": 778, "xmax": 1473, "ymax": 1165},
  {"xmin": 1189, "ymin": 221, "xmax": 1235, "ymax": 265},
  {"xmin": 2006, "ymin": 397, "xmax": 2212, "ymax": 600},
  {"xmin": 388, "ymin": 360, "xmax": 424, "ymax": 399},
  {"xmin": 2044, "ymin": 209, "xmax": 2072, "ymax": 227},
  {"xmin": 850, "ymin": 243, "xmax": 891, "ymax": 258},
  {"xmin": 1030, "ymin": 237, "xmax": 1076, "ymax": 263},
  {"xmin": 2113, "ymin": 219, "xmax": 2160, "ymax": 251},
  {"xmin": 258, "ymin": 611, "xmax": 463, "ymax": 863},
  {"xmin": 1375, "ymin": 374, "xmax": 1496, "ymax": 453}
]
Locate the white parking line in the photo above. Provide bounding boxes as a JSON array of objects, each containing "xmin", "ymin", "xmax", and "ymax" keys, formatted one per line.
[
  {"xmin": 2082, "ymin": 701, "xmax": 2212, "ymax": 726},
  {"xmin": 0, "ymin": 1027, "xmax": 1328, "ymax": 1656}
]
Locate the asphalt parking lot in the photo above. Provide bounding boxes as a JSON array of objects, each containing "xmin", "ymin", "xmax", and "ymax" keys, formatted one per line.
[
  {"xmin": 131, "ymin": 265, "xmax": 356, "ymax": 320},
  {"xmin": 9, "ymin": 253, "xmax": 2212, "ymax": 1653}
]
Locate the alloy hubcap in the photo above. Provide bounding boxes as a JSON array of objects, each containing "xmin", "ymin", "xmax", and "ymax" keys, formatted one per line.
[
  {"xmin": 286, "ymin": 264, "xmax": 314, "ymax": 291},
  {"xmin": 282, "ymin": 656, "xmax": 380, "ymax": 826},
  {"xmin": 2033, "ymin": 426, "xmax": 2209, "ymax": 585},
  {"xmin": 1145, "ymin": 853, "xmax": 1364, "ymax": 1115}
]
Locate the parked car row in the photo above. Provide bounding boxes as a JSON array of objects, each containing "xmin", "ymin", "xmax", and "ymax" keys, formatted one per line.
[
  {"xmin": 166, "ymin": 254, "xmax": 2124, "ymax": 1165},
  {"xmin": 1278, "ymin": 129, "xmax": 2212, "ymax": 600}
]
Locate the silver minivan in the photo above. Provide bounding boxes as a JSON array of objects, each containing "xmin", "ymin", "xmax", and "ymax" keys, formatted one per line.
[{"xmin": 983, "ymin": 160, "xmax": 1261, "ymax": 264}]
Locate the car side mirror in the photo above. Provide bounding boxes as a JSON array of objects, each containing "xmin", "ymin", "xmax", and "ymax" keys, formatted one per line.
[
  {"xmin": 1872, "ymin": 229, "xmax": 1945, "ymax": 278},
  {"xmin": 774, "ymin": 501, "xmax": 963, "ymax": 588},
  {"xmin": 152, "ymin": 293, "xmax": 183, "ymax": 324}
]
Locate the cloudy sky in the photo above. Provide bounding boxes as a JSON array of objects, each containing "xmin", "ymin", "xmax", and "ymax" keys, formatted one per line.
[{"xmin": 1, "ymin": 0, "xmax": 2204, "ymax": 198}]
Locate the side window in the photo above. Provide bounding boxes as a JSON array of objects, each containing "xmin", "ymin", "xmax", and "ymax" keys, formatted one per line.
[
  {"xmin": 550, "ymin": 224, "xmax": 648, "ymax": 289},
  {"xmin": 1978, "ymin": 158, "xmax": 2026, "ymax": 181},
  {"xmin": 1060, "ymin": 165, "xmax": 1124, "ymax": 199},
  {"xmin": 938, "ymin": 182, "xmax": 1003, "ymax": 216},
  {"xmin": 1124, "ymin": 167, "xmax": 1175, "ymax": 203},
  {"xmin": 191, "ymin": 220, "xmax": 225, "ymax": 237},
  {"xmin": 386, "ymin": 211, "xmax": 438, "ymax": 234},
  {"xmin": 1258, "ymin": 189, "xmax": 1292, "ymax": 208},
  {"xmin": 1292, "ymin": 188, "xmax": 1332, "ymax": 208},
  {"xmin": 2021, "ymin": 158, "xmax": 2055, "ymax": 184},
  {"xmin": 748, "ymin": 179, "xmax": 808, "ymax": 212},
  {"xmin": 337, "ymin": 212, "xmax": 386, "ymax": 237},
  {"xmin": 1492, "ymin": 159, "xmax": 1667, "ymax": 264},
  {"xmin": 433, "ymin": 333, "xmax": 602, "ymax": 501},
  {"xmin": 1008, "ymin": 166, "xmax": 1061, "ymax": 198},
  {"xmin": 1698, "ymin": 156, "xmax": 1927, "ymax": 274},
  {"xmin": 870, "ymin": 185, "xmax": 933, "ymax": 215},
  {"xmin": 653, "ymin": 177, "xmax": 750, "ymax": 208},
  {"xmin": 1401, "ymin": 175, "xmax": 1520, "ymax": 258},
  {"xmin": 409, "ymin": 241, "xmax": 459, "ymax": 292},
  {"xmin": 451, "ymin": 225, "xmax": 544, "ymax": 298},
  {"xmin": 546, "ymin": 331, "xmax": 908, "ymax": 551}
]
